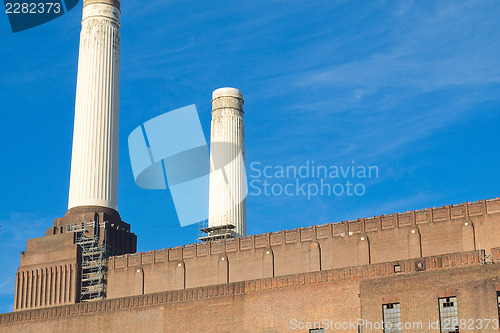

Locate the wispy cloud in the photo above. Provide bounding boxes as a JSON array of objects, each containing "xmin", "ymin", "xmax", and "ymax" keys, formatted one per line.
[
  {"xmin": 242, "ymin": 0, "xmax": 500, "ymax": 232},
  {"xmin": 295, "ymin": 1, "xmax": 500, "ymax": 91},
  {"xmin": 247, "ymin": 0, "xmax": 500, "ymax": 163}
]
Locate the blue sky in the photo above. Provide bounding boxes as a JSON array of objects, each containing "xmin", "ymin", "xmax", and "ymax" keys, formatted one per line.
[{"xmin": 1, "ymin": 0, "xmax": 499, "ymax": 313}]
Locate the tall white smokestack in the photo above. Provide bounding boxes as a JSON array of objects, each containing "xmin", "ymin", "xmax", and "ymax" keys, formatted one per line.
[
  {"xmin": 14, "ymin": 2, "xmax": 136, "ymax": 311},
  {"xmin": 68, "ymin": 0, "xmax": 121, "ymax": 210},
  {"xmin": 208, "ymin": 87, "xmax": 247, "ymax": 238}
]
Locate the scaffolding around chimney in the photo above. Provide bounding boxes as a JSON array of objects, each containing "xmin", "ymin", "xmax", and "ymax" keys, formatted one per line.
[
  {"xmin": 67, "ymin": 217, "xmax": 110, "ymax": 302},
  {"xmin": 198, "ymin": 218, "xmax": 237, "ymax": 243}
]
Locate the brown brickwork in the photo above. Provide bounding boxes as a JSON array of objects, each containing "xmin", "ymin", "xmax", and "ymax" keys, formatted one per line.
[
  {"xmin": 108, "ymin": 199, "xmax": 500, "ymax": 299},
  {"xmin": 3, "ymin": 199, "xmax": 500, "ymax": 331},
  {"xmin": 14, "ymin": 206, "xmax": 137, "ymax": 311},
  {"xmin": 1, "ymin": 251, "xmax": 500, "ymax": 332}
]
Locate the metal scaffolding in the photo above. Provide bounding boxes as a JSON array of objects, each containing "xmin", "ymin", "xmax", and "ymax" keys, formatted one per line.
[
  {"xmin": 67, "ymin": 218, "xmax": 110, "ymax": 302},
  {"xmin": 198, "ymin": 218, "xmax": 237, "ymax": 243}
]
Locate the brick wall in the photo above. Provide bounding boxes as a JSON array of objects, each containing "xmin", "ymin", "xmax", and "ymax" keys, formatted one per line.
[
  {"xmin": 14, "ymin": 206, "xmax": 137, "ymax": 311},
  {"xmin": 108, "ymin": 199, "xmax": 500, "ymax": 299},
  {"xmin": 9, "ymin": 198, "xmax": 500, "ymax": 320},
  {"xmin": 360, "ymin": 264, "xmax": 500, "ymax": 332},
  {"xmin": 1, "ymin": 251, "xmax": 499, "ymax": 333},
  {"xmin": 14, "ymin": 232, "xmax": 81, "ymax": 311}
]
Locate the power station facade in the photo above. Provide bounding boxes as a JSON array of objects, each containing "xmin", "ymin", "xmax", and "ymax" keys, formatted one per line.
[{"xmin": 1, "ymin": 0, "xmax": 500, "ymax": 332}]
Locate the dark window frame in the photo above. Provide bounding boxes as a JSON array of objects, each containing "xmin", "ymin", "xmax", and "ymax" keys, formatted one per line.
[{"xmin": 438, "ymin": 296, "xmax": 459, "ymax": 333}]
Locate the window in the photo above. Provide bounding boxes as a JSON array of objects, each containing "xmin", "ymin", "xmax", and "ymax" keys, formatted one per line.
[
  {"xmin": 382, "ymin": 303, "xmax": 401, "ymax": 333},
  {"xmin": 309, "ymin": 329, "xmax": 324, "ymax": 333},
  {"xmin": 393, "ymin": 265, "xmax": 401, "ymax": 273},
  {"xmin": 497, "ymin": 291, "xmax": 500, "ymax": 321},
  {"xmin": 439, "ymin": 297, "xmax": 459, "ymax": 333}
]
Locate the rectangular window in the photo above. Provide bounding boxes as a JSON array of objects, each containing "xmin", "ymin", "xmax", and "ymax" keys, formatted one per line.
[
  {"xmin": 497, "ymin": 291, "xmax": 500, "ymax": 321},
  {"xmin": 439, "ymin": 297, "xmax": 459, "ymax": 333},
  {"xmin": 382, "ymin": 303, "xmax": 401, "ymax": 333},
  {"xmin": 309, "ymin": 329, "xmax": 324, "ymax": 333}
]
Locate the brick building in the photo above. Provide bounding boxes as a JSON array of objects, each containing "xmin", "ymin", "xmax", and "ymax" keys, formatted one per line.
[
  {"xmin": 1, "ymin": 199, "xmax": 500, "ymax": 332},
  {"xmin": 1, "ymin": 0, "xmax": 499, "ymax": 332}
]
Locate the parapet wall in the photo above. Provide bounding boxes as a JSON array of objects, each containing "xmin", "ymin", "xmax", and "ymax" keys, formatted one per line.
[
  {"xmin": 2, "ymin": 250, "xmax": 499, "ymax": 333},
  {"xmin": 107, "ymin": 198, "xmax": 500, "ymax": 298},
  {"xmin": 1, "ymin": 250, "xmax": 488, "ymax": 325}
]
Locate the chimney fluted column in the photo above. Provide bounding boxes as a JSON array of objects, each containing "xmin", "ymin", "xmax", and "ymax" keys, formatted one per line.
[
  {"xmin": 208, "ymin": 88, "xmax": 247, "ymax": 237},
  {"xmin": 68, "ymin": 0, "xmax": 121, "ymax": 210}
]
